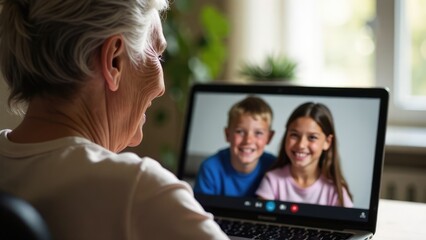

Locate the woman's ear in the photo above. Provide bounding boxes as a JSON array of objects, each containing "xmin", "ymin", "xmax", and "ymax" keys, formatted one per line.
[{"xmin": 101, "ymin": 35, "xmax": 125, "ymax": 92}]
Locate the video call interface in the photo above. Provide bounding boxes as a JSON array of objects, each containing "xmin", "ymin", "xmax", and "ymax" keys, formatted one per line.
[{"xmin": 179, "ymin": 90, "xmax": 383, "ymax": 223}]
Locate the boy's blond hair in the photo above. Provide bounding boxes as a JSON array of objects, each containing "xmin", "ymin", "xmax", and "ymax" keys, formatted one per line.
[{"xmin": 227, "ymin": 96, "xmax": 273, "ymax": 128}]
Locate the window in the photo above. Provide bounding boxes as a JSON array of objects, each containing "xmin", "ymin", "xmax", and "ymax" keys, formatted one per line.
[
  {"xmin": 315, "ymin": 0, "xmax": 375, "ymax": 87},
  {"xmin": 226, "ymin": 0, "xmax": 426, "ymax": 127},
  {"xmin": 394, "ymin": 0, "xmax": 426, "ymax": 110},
  {"xmin": 376, "ymin": 0, "xmax": 426, "ymax": 126}
]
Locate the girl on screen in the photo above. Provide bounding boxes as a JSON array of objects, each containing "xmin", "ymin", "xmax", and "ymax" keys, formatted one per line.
[{"xmin": 256, "ymin": 102, "xmax": 353, "ymax": 207}]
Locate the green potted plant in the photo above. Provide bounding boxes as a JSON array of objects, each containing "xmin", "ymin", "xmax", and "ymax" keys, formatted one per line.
[
  {"xmin": 146, "ymin": 1, "xmax": 229, "ymax": 172},
  {"xmin": 162, "ymin": 2, "xmax": 228, "ymax": 111},
  {"xmin": 239, "ymin": 55, "xmax": 297, "ymax": 82}
]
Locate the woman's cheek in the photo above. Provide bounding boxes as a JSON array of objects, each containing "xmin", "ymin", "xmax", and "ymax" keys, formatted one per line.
[{"xmin": 139, "ymin": 53, "xmax": 164, "ymax": 92}]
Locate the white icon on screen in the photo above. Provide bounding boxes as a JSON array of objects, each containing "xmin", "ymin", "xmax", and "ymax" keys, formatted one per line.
[
  {"xmin": 255, "ymin": 202, "xmax": 263, "ymax": 208},
  {"xmin": 244, "ymin": 201, "xmax": 251, "ymax": 207},
  {"xmin": 279, "ymin": 204, "xmax": 287, "ymax": 211},
  {"xmin": 360, "ymin": 212, "xmax": 366, "ymax": 219}
]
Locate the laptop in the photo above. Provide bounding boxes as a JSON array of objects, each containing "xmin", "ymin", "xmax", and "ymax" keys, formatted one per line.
[{"xmin": 177, "ymin": 83, "xmax": 389, "ymax": 240}]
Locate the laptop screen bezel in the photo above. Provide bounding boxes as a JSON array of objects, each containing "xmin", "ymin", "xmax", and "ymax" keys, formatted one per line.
[{"xmin": 177, "ymin": 83, "xmax": 389, "ymax": 233}]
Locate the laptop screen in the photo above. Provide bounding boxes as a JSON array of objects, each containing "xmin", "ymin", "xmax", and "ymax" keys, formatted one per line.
[{"xmin": 177, "ymin": 83, "xmax": 388, "ymax": 231}]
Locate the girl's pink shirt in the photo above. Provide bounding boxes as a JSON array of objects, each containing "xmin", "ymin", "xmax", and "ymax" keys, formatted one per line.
[{"xmin": 256, "ymin": 165, "xmax": 354, "ymax": 208}]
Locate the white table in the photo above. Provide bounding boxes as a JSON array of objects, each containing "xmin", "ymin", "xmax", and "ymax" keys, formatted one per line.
[{"xmin": 374, "ymin": 199, "xmax": 426, "ymax": 239}]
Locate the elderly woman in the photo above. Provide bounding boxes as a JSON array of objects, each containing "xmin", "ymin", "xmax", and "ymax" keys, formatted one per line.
[{"xmin": 0, "ymin": 0, "xmax": 228, "ymax": 239}]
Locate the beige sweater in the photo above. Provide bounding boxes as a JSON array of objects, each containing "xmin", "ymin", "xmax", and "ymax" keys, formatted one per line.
[{"xmin": 0, "ymin": 129, "xmax": 228, "ymax": 240}]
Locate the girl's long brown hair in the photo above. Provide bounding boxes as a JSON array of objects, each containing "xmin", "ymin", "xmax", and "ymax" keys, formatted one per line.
[{"xmin": 272, "ymin": 102, "xmax": 353, "ymax": 206}]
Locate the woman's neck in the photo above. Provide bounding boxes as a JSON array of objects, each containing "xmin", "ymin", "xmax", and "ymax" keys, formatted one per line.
[{"xmin": 7, "ymin": 96, "xmax": 105, "ymax": 145}]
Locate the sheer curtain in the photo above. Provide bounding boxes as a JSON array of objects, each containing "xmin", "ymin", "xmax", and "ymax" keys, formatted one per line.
[
  {"xmin": 226, "ymin": 0, "xmax": 323, "ymax": 84},
  {"xmin": 225, "ymin": 0, "xmax": 375, "ymax": 88}
]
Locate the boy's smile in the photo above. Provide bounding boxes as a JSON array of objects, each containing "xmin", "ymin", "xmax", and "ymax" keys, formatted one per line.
[
  {"xmin": 239, "ymin": 147, "xmax": 256, "ymax": 154},
  {"xmin": 225, "ymin": 113, "xmax": 273, "ymax": 173}
]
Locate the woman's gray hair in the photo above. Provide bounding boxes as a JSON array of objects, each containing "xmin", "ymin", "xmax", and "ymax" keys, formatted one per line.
[{"xmin": 0, "ymin": 0, "xmax": 168, "ymax": 113}]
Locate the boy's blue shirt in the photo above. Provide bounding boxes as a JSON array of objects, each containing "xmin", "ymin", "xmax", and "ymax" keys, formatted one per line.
[{"xmin": 194, "ymin": 148, "xmax": 276, "ymax": 197}]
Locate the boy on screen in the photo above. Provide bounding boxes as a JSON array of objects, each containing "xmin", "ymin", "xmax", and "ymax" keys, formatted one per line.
[{"xmin": 194, "ymin": 96, "xmax": 276, "ymax": 197}]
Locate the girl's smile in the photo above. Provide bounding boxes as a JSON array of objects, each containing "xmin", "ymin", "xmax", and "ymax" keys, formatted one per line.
[{"xmin": 285, "ymin": 116, "xmax": 332, "ymax": 171}]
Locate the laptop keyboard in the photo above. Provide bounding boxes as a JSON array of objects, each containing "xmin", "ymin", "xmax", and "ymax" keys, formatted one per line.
[{"xmin": 215, "ymin": 218, "xmax": 353, "ymax": 240}]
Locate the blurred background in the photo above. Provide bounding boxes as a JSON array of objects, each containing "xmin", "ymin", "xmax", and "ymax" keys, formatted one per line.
[{"xmin": 1, "ymin": 0, "xmax": 425, "ymax": 202}]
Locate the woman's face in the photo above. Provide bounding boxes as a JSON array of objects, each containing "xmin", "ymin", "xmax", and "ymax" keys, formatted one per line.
[
  {"xmin": 111, "ymin": 13, "xmax": 167, "ymax": 151},
  {"xmin": 285, "ymin": 116, "xmax": 332, "ymax": 172}
]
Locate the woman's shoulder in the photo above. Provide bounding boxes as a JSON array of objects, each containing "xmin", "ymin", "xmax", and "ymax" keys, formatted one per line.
[
  {"xmin": 62, "ymin": 138, "xmax": 176, "ymax": 181},
  {"xmin": 72, "ymin": 141, "xmax": 184, "ymax": 192},
  {"xmin": 63, "ymin": 137, "xmax": 142, "ymax": 164}
]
